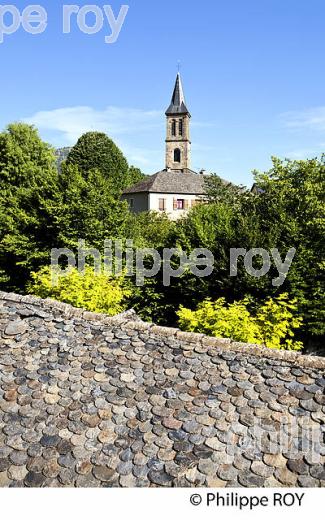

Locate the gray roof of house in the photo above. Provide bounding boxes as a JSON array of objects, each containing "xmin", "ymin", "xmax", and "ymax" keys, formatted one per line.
[
  {"xmin": 123, "ymin": 169, "xmax": 207, "ymax": 195},
  {"xmin": 165, "ymin": 73, "xmax": 191, "ymax": 116},
  {"xmin": 1, "ymin": 291, "xmax": 324, "ymax": 488}
]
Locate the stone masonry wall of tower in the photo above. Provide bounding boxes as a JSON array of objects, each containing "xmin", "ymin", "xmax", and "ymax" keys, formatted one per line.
[
  {"xmin": 165, "ymin": 114, "xmax": 191, "ymax": 170},
  {"xmin": 165, "ymin": 73, "xmax": 192, "ymax": 171}
]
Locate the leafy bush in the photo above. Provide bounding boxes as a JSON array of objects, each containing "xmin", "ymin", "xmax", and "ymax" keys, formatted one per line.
[
  {"xmin": 28, "ymin": 266, "xmax": 131, "ymax": 315},
  {"xmin": 255, "ymin": 294, "xmax": 303, "ymax": 350},
  {"xmin": 177, "ymin": 293, "xmax": 303, "ymax": 350}
]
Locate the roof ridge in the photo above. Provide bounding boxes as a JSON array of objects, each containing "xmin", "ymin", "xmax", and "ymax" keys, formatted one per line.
[{"xmin": 1, "ymin": 291, "xmax": 324, "ymax": 369}]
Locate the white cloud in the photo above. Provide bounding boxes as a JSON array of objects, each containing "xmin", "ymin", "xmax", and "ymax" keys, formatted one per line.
[
  {"xmin": 281, "ymin": 106, "xmax": 325, "ymax": 131},
  {"xmin": 24, "ymin": 105, "xmax": 163, "ymax": 145},
  {"xmin": 23, "ymin": 105, "xmax": 166, "ymax": 171}
]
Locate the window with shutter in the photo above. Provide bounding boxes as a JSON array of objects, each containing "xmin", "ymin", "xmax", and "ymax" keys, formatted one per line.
[
  {"xmin": 175, "ymin": 199, "xmax": 185, "ymax": 210},
  {"xmin": 159, "ymin": 198, "xmax": 166, "ymax": 211}
]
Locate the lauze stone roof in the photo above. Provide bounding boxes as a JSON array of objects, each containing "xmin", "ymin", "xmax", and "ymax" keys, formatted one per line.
[
  {"xmin": 123, "ymin": 169, "xmax": 207, "ymax": 195},
  {"xmin": 0, "ymin": 292, "xmax": 324, "ymax": 488}
]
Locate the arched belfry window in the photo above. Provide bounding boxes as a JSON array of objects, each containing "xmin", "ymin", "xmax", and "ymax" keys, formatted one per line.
[
  {"xmin": 171, "ymin": 120, "xmax": 176, "ymax": 136},
  {"xmin": 179, "ymin": 119, "xmax": 183, "ymax": 136},
  {"xmin": 174, "ymin": 148, "xmax": 181, "ymax": 163}
]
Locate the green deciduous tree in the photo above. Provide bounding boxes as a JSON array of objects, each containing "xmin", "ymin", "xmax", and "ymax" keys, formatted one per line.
[
  {"xmin": 204, "ymin": 173, "xmax": 248, "ymax": 206},
  {"xmin": 250, "ymin": 156, "xmax": 325, "ymax": 344},
  {"xmin": 125, "ymin": 166, "xmax": 146, "ymax": 189},
  {"xmin": 66, "ymin": 132, "xmax": 129, "ymax": 192},
  {"xmin": 125, "ymin": 211, "xmax": 175, "ymax": 248},
  {"xmin": 0, "ymin": 123, "xmax": 59, "ymax": 290},
  {"xmin": 53, "ymin": 162, "xmax": 130, "ymax": 251},
  {"xmin": 0, "ymin": 124, "xmax": 132, "ymax": 292}
]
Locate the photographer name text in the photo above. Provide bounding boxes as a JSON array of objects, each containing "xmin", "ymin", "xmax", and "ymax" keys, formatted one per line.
[{"xmin": 0, "ymin": 3, "xmax": 129, "ymax": 44}]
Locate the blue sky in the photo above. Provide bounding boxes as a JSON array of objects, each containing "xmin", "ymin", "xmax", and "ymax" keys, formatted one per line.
[{"xmin": 1, "ymin": 0, "xmax": 325, "ymax": 186}]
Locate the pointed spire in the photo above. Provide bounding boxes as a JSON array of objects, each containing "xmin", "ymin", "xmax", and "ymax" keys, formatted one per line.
[{"xmin": 165, "ymin": 73, "xmax": 191, "ymax": 116}]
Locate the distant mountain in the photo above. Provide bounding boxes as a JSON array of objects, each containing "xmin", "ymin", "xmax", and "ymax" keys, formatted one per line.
[{"xmin": 55, "ymin": 147, "xmax": 71, "ymax": 169}]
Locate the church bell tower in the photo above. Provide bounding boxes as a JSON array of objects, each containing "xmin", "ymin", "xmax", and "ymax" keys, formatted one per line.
[{"xmin": 165, "ymin": 73, "xmax": 191, "ymax": 171}]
